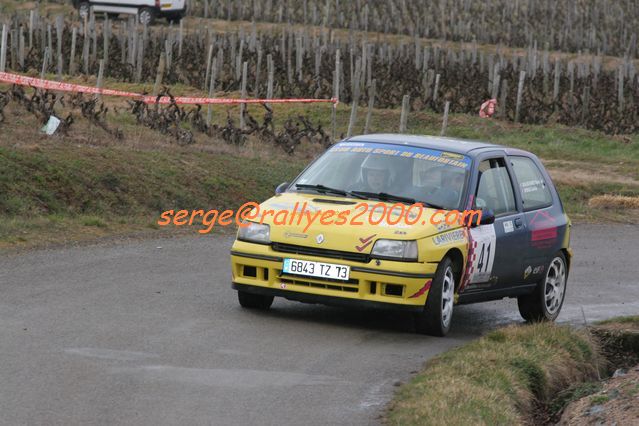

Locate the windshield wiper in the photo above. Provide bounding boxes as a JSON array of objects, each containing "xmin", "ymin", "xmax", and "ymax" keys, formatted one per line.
[
  {"xmin": 350, "ymin": 190, "xmax": 446, "ymax": 210},
  {"xmin": 417, "ymin": 200, "xmax": 445, "ymax": 210},
  {"xmin": 295, "ymin": 184, "xmax": 367, "ymax": 199},
  {"xmin": 350, "ymin": 191, "xmax": 417, "ymax": 205}
]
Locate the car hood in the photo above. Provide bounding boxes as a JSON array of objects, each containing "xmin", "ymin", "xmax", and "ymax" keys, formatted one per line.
[{"xmin": 253, "ymin": 192, "xmax": 452, "ymax": 252}]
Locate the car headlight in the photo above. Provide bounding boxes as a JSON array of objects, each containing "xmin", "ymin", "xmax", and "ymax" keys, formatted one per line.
[
  {"xmin": 371, "ymin": 239, "xmax": 418, "ymax": 261},
  {"xmin": 238, "ymin": 222, "xmax": 271, "ymax": 244}
]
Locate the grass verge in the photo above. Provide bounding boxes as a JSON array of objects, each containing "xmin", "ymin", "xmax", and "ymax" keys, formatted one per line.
[
  {"xmin": 385, "ymin": 323, "xmax": 602, "ymax": 426},
  {"xmin": 0, "ymin": 141, "xmax": 306, "ymax": 250}
]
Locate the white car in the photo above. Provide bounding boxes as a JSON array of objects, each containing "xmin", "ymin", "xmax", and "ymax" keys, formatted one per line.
[{"xmin": 72, "ymin": 0, "xmax": 186, "ymax": 25}]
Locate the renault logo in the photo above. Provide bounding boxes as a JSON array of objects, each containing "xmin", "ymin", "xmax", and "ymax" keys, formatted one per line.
[{"xmin": 316, "ymin": 234, "xmax": 325, "ymax": 244}]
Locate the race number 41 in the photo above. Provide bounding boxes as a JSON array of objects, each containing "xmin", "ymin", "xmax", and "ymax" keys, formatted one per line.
[{"xmin": 469, "ymin": 225, "xmax": 496, "ymax": 283}]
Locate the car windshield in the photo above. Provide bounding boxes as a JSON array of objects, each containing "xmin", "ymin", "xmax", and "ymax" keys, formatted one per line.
[{"xmin": 291, "ymin": 141, "xmax": 472, "ymax": 210}]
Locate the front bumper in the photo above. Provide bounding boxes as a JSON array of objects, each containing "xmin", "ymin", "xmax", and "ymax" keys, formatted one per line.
[{"xmin": 230, "ymin": 240, "xmax": 437, "ymax": 309}]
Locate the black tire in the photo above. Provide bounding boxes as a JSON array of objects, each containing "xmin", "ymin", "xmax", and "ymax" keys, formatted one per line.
[
  {"xmin": 78, "ymin": 2, "xmax": 90, "ymax": 20},
  {"xmin": 414, "ymin": 257, "xmax": 456, "ymax": 336},
  {"xmin": 518, "ymin": 251, "xmax": 568, "ymax": 322},
  {"xmin": 138, "ymin": 7, "xmax": 156, "ymax": 26},
  {"xmin": 237, "ymin": 290, "xmax": 274, "ymax": 310}
]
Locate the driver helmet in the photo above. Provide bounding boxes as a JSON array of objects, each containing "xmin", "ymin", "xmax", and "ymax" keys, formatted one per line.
[{"xmin": 361, "ymin": 154, "xmax": 393, "ymax": 191}]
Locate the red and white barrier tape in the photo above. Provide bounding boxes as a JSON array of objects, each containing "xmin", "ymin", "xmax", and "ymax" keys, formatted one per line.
[{"xmin": 0, "ymin": 71, "xmax": 338, "ymax": 106}]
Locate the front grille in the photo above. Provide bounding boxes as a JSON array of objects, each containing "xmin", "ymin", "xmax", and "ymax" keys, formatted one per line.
[
  {"xmin": 280, "ymin": 273, "xmax": 358, "ymax": 285},
  {"xmin": 280, "ymin": 276, "xmax": 359, "ymax": 293},
  {"xmin": 271, "ymin": 242, "xmax": 370, "ymax": 263}
]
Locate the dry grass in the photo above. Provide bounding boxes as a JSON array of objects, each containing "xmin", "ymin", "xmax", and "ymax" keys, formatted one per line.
[
  {"xmin": 588, "ymin": 195, "xmax": 639, "ymax": 210},
  {"xmin": 385, "ymin": 323, "xmax": 602, "ymax": 426}
]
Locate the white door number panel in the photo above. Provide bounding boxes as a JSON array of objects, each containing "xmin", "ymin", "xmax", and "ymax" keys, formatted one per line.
[
  {"xmin": 282, "ymin": 258, "xmax": 350, "ymax": 281},
  {"xmin": 469, "ymin": 225, "xmax": 497, "ymax": 283}
]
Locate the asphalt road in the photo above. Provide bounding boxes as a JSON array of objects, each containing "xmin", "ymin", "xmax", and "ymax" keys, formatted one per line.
[{"xmin": 1, "ymin": 224, "xmax": 637, "ymax": 426}]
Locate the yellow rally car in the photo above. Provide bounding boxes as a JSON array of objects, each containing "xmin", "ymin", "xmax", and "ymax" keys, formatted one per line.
[{"xmin": 231, "ymin": 134, "xmax": 571, "ymax": 336}]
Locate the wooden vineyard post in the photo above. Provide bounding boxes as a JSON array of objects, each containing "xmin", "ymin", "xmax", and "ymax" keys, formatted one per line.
[
  {"xmin": 433, "ymin": 73, "xmax": 441, "ymax": 104},
  {"xmin": 347, "ymin": 58, "xmax": 362, "ymax": 138},
  {"xmin": 29, "ymin": 10, "xmax": 34, "ymax": 50},
  {"xmin": 499, "ymin": 79, "xmax": 508, "ymax": 120},
  {"xmin": 55, "ymin": 15, "xmax": 63, "ymax": 79},
  {"xmin": 254, "ymin": 47, "xmax": 263, "ymax": 97},
  {"xmin": 40, "ymin": 47, "xmax": 50, "ymax": 79},
  {"xmin": 82, "ymin": 17, "xmax": 90, "ymax": 74},
  {"xmin": 515, "ymin": 70, "xmax": 526, "ymax": 123},
  {"xmin": 364, "ymin": 79, "xmax": 376, "ymax": 134},
  {"xmin": 96, "ymin": 59, "xmax": 105, "ymax": 100},
  {"xmin": 440, "ymin": 101, "xmax": 450, "ymax": 136},
  {"xmin": 0, "ymin": 24, "xmax": 7, "ymax": 73},
  {"xmin": 178, "ymin": 20, "xmax": 184, "ymax": 57},
  {"xmin": 266, "ymin": 53, "xmax": 274, "ymax": 109},
  {"xmin": 239, "ymin": 60, "xmax": 248, "ymax": 131},
  {"xmin": 152, "ymin": 54, "xmax": 166, "ymax": 96},
  {"xmin": 399, "ymin": 94, "xmax": 410, "ymax": 132},
  {"xmin": 618, "ymin": 65, "xmax": 625, "ymax": 113},
  {"xmin": 331, "ymin": 49, "xmax": 340, "ymax": 142},
  {"xmin": 207, "ymin": 57, "xmax": 218, "ymax": 126},
  {"xmin": 19, "ymin": 26, "xmax": 25, "ymax": 70},
  {"xmin": 553, "ymin": 59, "xmax": 561, "ymax": 113},
  {"xmin": 69, "ymin": 27, "xmax": 77, "ymax": 76},
  {"xmin": 203, "ymin": 42, "xmax": 213, "ymax": 91}
]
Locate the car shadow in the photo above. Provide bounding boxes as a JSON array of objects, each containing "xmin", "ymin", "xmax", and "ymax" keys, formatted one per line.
[{"xmin": 235, "ymin": 298, "xmax": 523, "ymax": 338}]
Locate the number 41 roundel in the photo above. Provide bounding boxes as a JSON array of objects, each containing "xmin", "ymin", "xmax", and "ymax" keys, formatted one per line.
[{"xmin": 468, "ymin": 224, "xmax": 496, "ymax": 284}]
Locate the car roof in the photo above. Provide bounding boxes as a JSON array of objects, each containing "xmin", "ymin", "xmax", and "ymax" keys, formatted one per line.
[{"xmin": 344, "ymin": 133, "xmax": 504, "ymax": 156}]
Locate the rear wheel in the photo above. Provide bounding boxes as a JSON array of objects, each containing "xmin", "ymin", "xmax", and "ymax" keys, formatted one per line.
[
  {"xmin": 414, "ymin": 257, "xmax": 456, "ymax": 336},
  {"xmin": 518, "ymin": 252, "xmax": 568, "ymax": 322},
  {"xmin": 78, "ymin": 2, "xmax": 90, "ymax": 19},
  {"xmin": 138, "ymin": 7, "xmax": 155, "ymax": 26},
  {"xmin": 166, "ymin": 12, "xmax": 184, "ymax": 24},
  {"xmin": 237, "ymin": 290, "xmax": 274, "ymax": 310}
]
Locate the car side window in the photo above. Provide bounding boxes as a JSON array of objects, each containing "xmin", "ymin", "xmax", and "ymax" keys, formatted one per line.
[
  {"xmin": 475, "ymin": 158, "xmax": 517, "ymax": 216},
  {"xmin": 509, "ymin": 156, "xmax": 553, "ymax": 211}
]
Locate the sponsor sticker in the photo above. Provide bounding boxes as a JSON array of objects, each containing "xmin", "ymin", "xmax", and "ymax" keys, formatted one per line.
[
  {"xmin": 433, "ymin": 229, "xmax": 466, "ymax": 246},
  {"xmin": 503, "ymin": 220, "xmax": 514, "ymax": 233},
  {"xmin": 524, "ymin": 265, "xmax": 532, "ymax": 279}
]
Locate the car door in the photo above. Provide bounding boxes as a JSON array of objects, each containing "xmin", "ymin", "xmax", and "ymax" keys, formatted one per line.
[
  {"xmin": 463, "ymin": 155, "xmax": 527, "ymax": 292},
  {"xmin": 507, "ymin": 155, "xmax": 569, "ymax": 285}
]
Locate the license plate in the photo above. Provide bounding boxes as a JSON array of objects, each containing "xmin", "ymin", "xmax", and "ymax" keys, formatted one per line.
[{"xmin": 282, "ymin": 258, "xmax": 350, "ymax": 281}]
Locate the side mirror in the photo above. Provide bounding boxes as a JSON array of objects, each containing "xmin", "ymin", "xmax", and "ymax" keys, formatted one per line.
[
  {"xmin": 275, "ymin": 182, "xmax": 289, "ymax": 194},
  {"xmin": 478, "ymin": 209, "xmax": 495, "ymax": 226}
]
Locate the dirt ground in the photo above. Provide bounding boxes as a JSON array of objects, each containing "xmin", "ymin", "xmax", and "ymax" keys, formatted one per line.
[{"xmin": 558, "ymin": 365, "xmax": 639, "ymax": 425}]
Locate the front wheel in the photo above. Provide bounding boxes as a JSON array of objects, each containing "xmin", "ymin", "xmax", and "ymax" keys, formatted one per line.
[
  {"xmin": 414, "ymin": 257, "xmax": 456, "ymax": 336},
  {"xmin": 237, "ymin": 290, "xmax": 274, "ymax": 310},
  {"xmin": 518, "ymin": 252, "xmax": 568, "ymax": 322},
  {"xmin": 138, "ymin": 7, "xmax": 155, "ymax": 26}
]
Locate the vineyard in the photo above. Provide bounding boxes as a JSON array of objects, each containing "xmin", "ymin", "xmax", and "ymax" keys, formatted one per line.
[
  {"xmin": 189, "ymin": 0, "xmax": 639, "ymax": 58},
  {"xmin": 0, "ymin": 0, "xmax": 638, "ymax": 145}
]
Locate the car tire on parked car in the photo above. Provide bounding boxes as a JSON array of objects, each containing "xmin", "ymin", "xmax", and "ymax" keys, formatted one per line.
[
  {"xmin": 238, "ymin": 290, "xmax": 274, "ymax": 310},
  {"xmin": 517, "ymin": 251, "xmax": 568, "ymax": 322},
  {"xmin": 414, "ymin": 256, "xmax": 456, "ymax": 336},
  {"xmin": 138, "ymin": 7, "xmax": 156, "ymax": 26},
  {"xmin": 78, "ymin": 1, "xmax": 90, "ymax": 19},
  {"xmin": 166, "ymin": 12, "xmax": 184, "ymax": 24}
]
